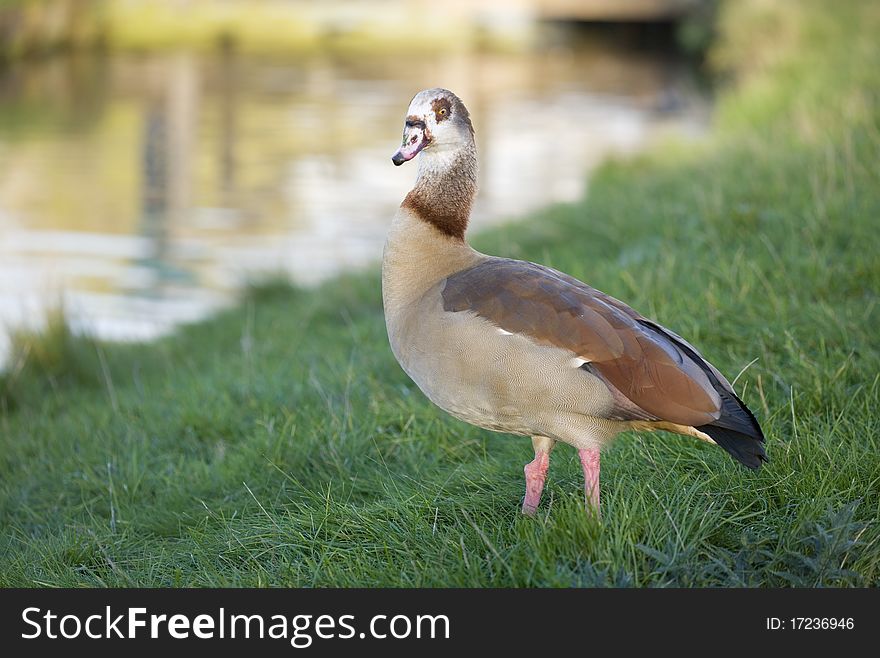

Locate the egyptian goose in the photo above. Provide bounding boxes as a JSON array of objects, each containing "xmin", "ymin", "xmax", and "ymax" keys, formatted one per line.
[{"xmin": 382, "ymin": 88, "xmax": 766, "ymax": 515}]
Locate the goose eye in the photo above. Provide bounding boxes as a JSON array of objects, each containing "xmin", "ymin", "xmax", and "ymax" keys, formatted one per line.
[{"xmin": 438, "ymin": 108, "xmax": 447, "ymax": 116}]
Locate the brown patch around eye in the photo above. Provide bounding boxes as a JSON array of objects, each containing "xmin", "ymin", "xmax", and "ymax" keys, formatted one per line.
[{"xmin": 431, "ymin": 97, "xmax": 452, "ymax": 122}]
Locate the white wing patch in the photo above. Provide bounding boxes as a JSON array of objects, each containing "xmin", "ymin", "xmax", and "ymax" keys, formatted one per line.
[
  {"xmin": 496, "ymin": 328, "xmax": 514, "ymax": 336},
  {"xmin": 569, "ymin": 357, "xmax": 589, "ymax": 368}
]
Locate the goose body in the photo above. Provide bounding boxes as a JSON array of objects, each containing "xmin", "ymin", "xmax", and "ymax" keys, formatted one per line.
[{"xmin": 383, "ymin": 88, "xmax": 766, "ymax": 515}]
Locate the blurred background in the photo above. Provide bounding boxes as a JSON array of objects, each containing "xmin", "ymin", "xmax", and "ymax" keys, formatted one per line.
[{"xmin": 0, "ymin": 0, "xmax": 716, "ymax": 366}]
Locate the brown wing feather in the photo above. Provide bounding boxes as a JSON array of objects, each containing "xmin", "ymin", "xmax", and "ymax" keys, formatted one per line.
[{"xmin": 442, "ymin": 258, "xmax": 722, "ymax": 427}]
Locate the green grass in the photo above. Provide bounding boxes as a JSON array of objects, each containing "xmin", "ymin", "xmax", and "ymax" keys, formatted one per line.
[{"xmin": 1, "ymin": 0, "xmax": 879, "ymax": 587}]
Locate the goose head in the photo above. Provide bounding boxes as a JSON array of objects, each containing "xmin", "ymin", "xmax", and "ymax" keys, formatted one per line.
[{"xmin": 391, "ymin": 88, "xmax": 474, "ymax": 166}]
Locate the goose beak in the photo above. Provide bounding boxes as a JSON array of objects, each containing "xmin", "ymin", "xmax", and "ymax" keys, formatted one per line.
[{"xmin": 392, "ymin": 118, "xmax": 429, "ymax": 166}]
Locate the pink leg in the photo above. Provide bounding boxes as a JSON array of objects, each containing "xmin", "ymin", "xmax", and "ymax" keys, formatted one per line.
[
  {"xmin": 522, "ymin": 450, "xmax": 550, "ymax": 515},
  {"xmin": 578, "ymin": 448, "xmax": 601, "ymax": 515}
]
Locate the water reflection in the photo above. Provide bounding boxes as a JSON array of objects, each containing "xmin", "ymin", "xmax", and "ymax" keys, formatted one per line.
[{"xmin": 0, "ymin": 44, "xmax": 709, "ymax": 363}]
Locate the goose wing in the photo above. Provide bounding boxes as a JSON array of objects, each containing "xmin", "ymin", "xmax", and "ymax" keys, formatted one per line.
[{"xmin": 441, "ymin": 258, "xmax": 722, "ymax": 427}]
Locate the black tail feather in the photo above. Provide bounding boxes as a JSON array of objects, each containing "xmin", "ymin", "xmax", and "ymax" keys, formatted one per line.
[
  {"xmin": 636, "ymin": 319, "xmax": 767, "ymax": 470},
  {"xmin": 697, "ymin": 423, "xmax": 768, "ymax": 469},
  {"xmin": 695, "ymin": 379, "xmax": 767, "ymax": 469}
]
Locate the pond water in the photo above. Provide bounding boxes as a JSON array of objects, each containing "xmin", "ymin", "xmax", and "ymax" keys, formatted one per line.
[{"xmin": 0, "ymin": 40, "xmax": 709, "ymax": 364}]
